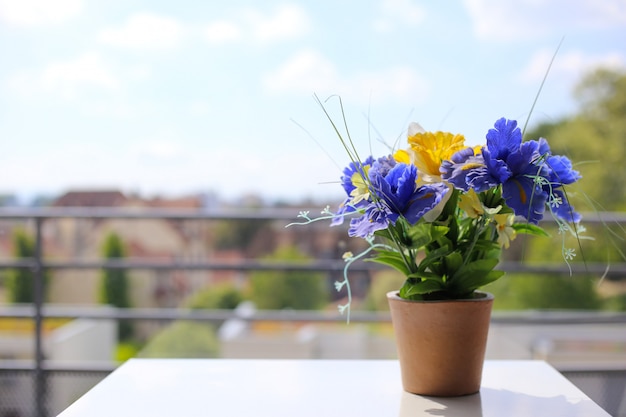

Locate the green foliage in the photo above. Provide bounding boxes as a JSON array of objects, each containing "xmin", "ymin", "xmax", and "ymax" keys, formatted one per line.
[
  {"xmin": 213, "ymin": 219, "xmax": 269, "ymax": 253},
  {"xmin": 527, "ymin": 68, "xmax": 626, "ymax": 211},
  {"xmin": 604, "ymin": 293, "xmax": 626, "ymax": 311},
  {"xmin": 99, "ymin": 232, "xmax": 133, "ymax": 341},
  {"xmin": 115, "ymin": 342, "xmax": 140, "ymax": 362},
  {"xmin": 248, "ymin": 246, "xmax": 327, "ymax": 310},
  {"xmin": 184, "ymin": 283, "xmax": 244, "ymax": 310},
  {"xmin": 363, "ymin": 270, "xmax": 406, "ymax": 311},
  {"xmin": 140, "ymin": 284, "xmax": 238, "ymax": 358},
  {"xmin": 488, "ymin": 274, "xmax": 603, "ymax": 310},
  {"xmin": 574, "ymin": 67, "xmax": 626, "ymax": 121},
  {"xmin": 485, "ymin": 67, "xmax": 626, "ymax": 310},
  {"xmin": 370, "ymin": 189, "xmax": 509, "ymax": 301},
  {"xmin": 139, "ymin": 321, "xmax": 219, "ymax": 358},
  {"xmin": 6, "ymin": 228, "xmax": 49, "ymax": 303},
  {"xmin": 99, "ymin": 232, "xmax": 130, "ymax": 307},
  {"xmin": 523, "ymin": 68, "xmax": 626, "ymax": 275}
]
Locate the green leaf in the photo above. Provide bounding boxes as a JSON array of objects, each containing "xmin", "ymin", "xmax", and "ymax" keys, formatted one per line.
[
  {"xmin": 451, "ymin": 258, "xmax": 504, "ymax": 293},
  {"xmin": 433, "ymin": 234, "xmax": 453, "ymax": 251},
  {"xmin": 367, "ymin": 251, "xmax": 412, "ymax": 276},
  {"xmin": 373, "ymin": 228, "xmax": 393, "ymax": 241},
  {"xmin": 471, "ymin": 239, "xmax": 500, "ymax": 252},
  {"xmin": 429, "ymin": 225, "xmax": 451, "ymax": 241},
  {"xmin": 463, "ymin": 270, "xmax": 505, "ymax": 292},
  {"xmin": 406, "ymin": 270, "xmax": 442, "ymax": 281},
  {"xmin": 512, "ymin": 223, "xmax": 551, "ymax": 237},
  {"xmin": 397, "ymin": 223, "xmax": 451, "ymax": 250},
  {"xmin": 399, "ymin": 279, "xmax": 445, "ymax": 298},
  {"xmin": 404, "ymin": 223, "xmax": 434, "ymax": 249},
  {"xmin": 457, "ymin": 257, "xmax": 499, "ymax": 277},
  {"xmin": 443, "ymin": 252, "xmax": 463, "ymax": 275},
  {"xmin": 419, "ymin": 246, "xmax": 452, "ymax": 270}
]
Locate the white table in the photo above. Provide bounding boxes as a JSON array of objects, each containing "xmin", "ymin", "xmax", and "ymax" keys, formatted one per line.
[{"xmin": 57, "ymin": 359, "xmax": 611, "ymax": 417}]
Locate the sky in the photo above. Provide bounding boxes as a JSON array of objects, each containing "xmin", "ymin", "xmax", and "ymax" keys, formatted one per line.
[{"xmin": 1, "ymin": 0, "xmax": 625, "ymax": 205}]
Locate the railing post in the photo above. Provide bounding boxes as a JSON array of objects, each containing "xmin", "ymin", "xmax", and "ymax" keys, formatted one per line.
[{"xmin": 33, "ymin": 217, "xmax": 46, "ymax": 417}]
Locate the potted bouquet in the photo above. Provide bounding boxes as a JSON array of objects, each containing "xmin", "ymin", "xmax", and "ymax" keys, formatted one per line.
[{"xmin": 291, "ymin": 107, "xmax": 583, "ymax": 396}]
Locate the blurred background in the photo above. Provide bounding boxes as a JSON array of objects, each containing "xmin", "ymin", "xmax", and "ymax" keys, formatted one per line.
[
  {"xmin": 1, "ymin": 1, "xmax": 625, "ymax": 416},
  {"xmin": 1, "ymin": 0, "xmax": 625, "ymax": 203}
]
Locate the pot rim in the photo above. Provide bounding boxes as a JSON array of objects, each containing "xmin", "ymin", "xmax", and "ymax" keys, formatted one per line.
[{"xmin": 386, "ymin": 290, "xmax": 494, "ymax": 303}]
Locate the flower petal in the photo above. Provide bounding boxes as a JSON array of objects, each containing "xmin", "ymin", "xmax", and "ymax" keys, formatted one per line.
[
  {"xmin": 486, "ymin": 117, "xmax": 522, "ymax": 159},
  {"xmin": 502, "ymin": 177, "xmax": 547, "ymax": 224}
]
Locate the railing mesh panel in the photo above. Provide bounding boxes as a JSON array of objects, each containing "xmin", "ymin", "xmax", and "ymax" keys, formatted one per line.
[
  {"xmin": 0, "ymin": 370, "xmax": 110, "ymax": 417},
  {"xmin": 562, "ymin": 370, "xmax": 626, "ymax": 417}
]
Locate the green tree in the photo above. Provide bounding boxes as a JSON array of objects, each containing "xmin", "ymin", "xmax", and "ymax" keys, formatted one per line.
[
  {"xmin": 526, "ymin": 68, "xmax": 626, "ymax": 211},
  {"xmin": 488, "ymin": 274, "xmax": 603, "ymax": 310},
  {"xmin": 605, "ymin": 293, "xmax": 626, "ymax": 311},
  {"xmin": 213, "ymin": 219, "xmax": 269, "ymax": 253},
  {"xmin": 99, "ymin": 232, "xmax": 133, "ymax": 340},
  {"xmin": 363, "ymin": 270, "xmax": 406, "ymax": 311},
  {"xmin": 184, "ymin": 283, "xmax": 245, "ymax": 310},
  {"xmin": 480, "ymin": 67, "xmax": 626, "ymax": 311},
  {"xmin": 249, "ymin": 246, "xmax": 327, "ymax": 310},
  {"xmin": 183, "ymin": 283, "xmax": 245, "ymax": 327},
  {"xmin": 138, "ymin": 321, "xmax": 219, "ymax": 358},
  {"xmin": 7, "ymin": 229, "xmax": 48, "ymax": 303},
  {"xmin": 523, "ymin": 68, "xmax": 626, "ymax": 271}
]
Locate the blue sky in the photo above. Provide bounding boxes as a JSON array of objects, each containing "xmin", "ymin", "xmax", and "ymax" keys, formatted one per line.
[{"xmin": 1, "ymin": 0, "xmax": 625, "ymax": 204}]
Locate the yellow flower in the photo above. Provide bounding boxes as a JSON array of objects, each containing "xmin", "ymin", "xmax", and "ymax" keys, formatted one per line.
[
  {"xmin": 459, "ymin": 189, "xmax": 484, "ymax": 218},
  {"xmin": 393, "ymin": 149, "xmax": 410, "ymax": 164},
  {"xmin": 494, "ymin": 214, "xmax": 516, "ymax": 249},
  {"xmin": 349, "ymin": 166, "xmax": 370, "ymax": 204},
  {"xmin": 406, "ymin": 130, "xmax": 466, "ymax": 178}
]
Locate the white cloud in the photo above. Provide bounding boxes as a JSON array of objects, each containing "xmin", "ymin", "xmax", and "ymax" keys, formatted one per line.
[
  {"xmin": 463, "ymin": 0, "xmax": 626, "ymax": 41},
  {"xmin": 568, "ymin": 0, "xmax": 626, "ymax": 27},
  {"xmin": 263, "ymin": 49, "xmax": 429, "ymax": 104},
  {"xmin": 127, "ymin": 64, "xmax": 153, "ymax": 81},
  {"xmin": 188, "ymin": 100, "xmax": 212, "ymax": 116},
  {"xmin": 204, "ymin": 20, "xmax": 243, "ymax": 44},
  {"xmin": 134, "ymin": 140, "xmax": 185, "ymax": 162},
  {"xmin": 202, "ymin": 4, "xmax": 311, "ymax": 45},
  {"xmin": 8, "ymin": 52, "xmax": 119, "ymax": 100},
  {"xmin": 0, "ymin": 0, "xmax": 82, "ymax": 26},
  {"xmin": 463, "ymin": 0, "xmax": 545, "ymax": 41},
  {"xmin": 374, "ymin": 0, "xmax": 426, "ymax": 33},
  {"xmin": 244, "ymin": 4, "xmax": 311, "ymax": 42},
  {"xmin": 519, "ymin": 49, "xmax": 626, "ymax": 84},
  {"xmin": 98, "ymin": 13, "xmax": 185, "ymax": 49},
  {"xmin": 264, "ymin": 50, "xmax": 336, "ymax": 94}
]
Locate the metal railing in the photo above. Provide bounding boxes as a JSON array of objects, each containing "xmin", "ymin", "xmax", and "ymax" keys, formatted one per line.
[{"xmin": 1, "ymin": 207, "xmax": 626, "ymax": 417}]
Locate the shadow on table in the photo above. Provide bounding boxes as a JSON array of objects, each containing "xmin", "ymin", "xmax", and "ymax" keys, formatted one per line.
[
  {"xmin": 398, "ymin": 390, "xmax": 482, "ymax": 417},
  {"xmin": 398, "ymin": 387, "xmax": 607, "ymax": 417}
]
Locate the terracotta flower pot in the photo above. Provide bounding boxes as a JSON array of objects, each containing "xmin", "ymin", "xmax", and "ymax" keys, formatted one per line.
[{"xmin": 387, "ymin": 291, "xmax": 494, "ymax": 397}]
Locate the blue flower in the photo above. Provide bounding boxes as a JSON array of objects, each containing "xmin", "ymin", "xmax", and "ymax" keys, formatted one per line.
[
  {"xmin": 440, "ymin": 148, "xmax": 495, "ymax": 192},
  {"xmin": 537, "ymin": 138, "xmax": 581, "ymax": 185},
  {"xmin": 331, "ymin": 156, "xmax": 376, "ymax": 226},
  {"xmin": 550, "ymin": 189, "xmax": 582, "ymax": 223},
  {"xmin": 338, "ymin": 156, "xmax": 375, "ymax": 196},
  {"xmin": 369, "ymin": 158, "xmax": 416, "ymax": 217},
  {"xmin": 348, "ymin": 161, "xmax": 448, "ymax": 237},
  {"xmin": 535, "ymin": 138, "xmax": 582, "ymax": 222},
  {"xmin": 487, "ymin": 129, "xmax": 550, "ymax": 224},
  {"xmin": 348, "ymin": 202, "xmax": 395, "ymax": 237},
  {"xmin": 442, "ymin": 118, "xmax": 581, "ymax": 224}
]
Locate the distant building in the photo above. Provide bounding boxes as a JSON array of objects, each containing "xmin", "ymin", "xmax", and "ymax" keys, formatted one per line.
[
  {"xmin": 52, "ymin": 190, "xmax": 127, "ymax": 207},
  {"xmin": 0, "ymin": 194, "xmax": 20, "ymax": 207},
  {"xmin": 42, "ymin": 190, "xmax": 214, "ymax": 310},
  {"xmin": 0, "ymin": 189, "xmax": 372, "ymax": 308}
]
